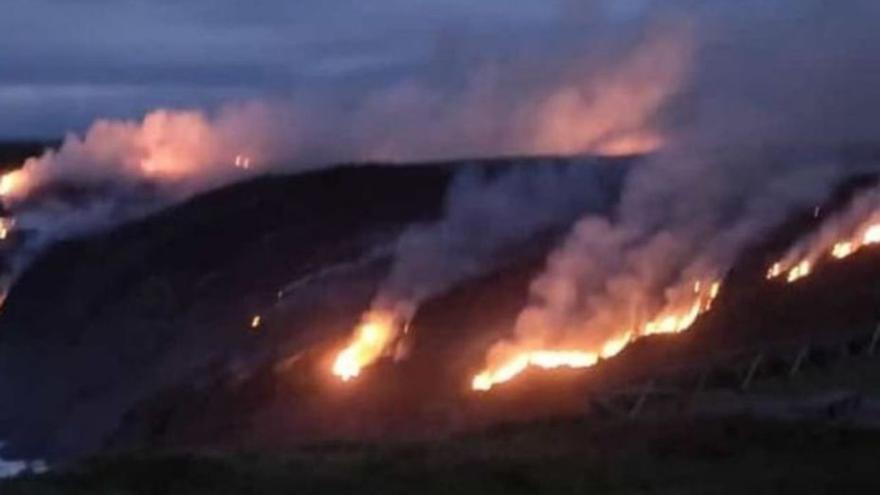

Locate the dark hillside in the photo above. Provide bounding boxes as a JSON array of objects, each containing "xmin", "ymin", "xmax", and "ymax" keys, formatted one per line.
[{"xmin": 0, "ymin": 156, "xmax": 628, "ymax": 462}]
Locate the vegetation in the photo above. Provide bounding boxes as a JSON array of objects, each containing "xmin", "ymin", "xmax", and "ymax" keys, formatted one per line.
[{"xmin": 4, "ymin": 415, "xmax": 880, "ymax": 494}]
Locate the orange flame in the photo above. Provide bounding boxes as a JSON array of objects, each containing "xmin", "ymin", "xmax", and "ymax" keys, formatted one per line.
[
  {"xmin": 234, "ymin": 155, "xmax": 252, "ymax": 169},
  {"xmin": 786, "ymin": 260, "xmax": 812, "ymax": 283},
  {"xmin": 0, "ymin": 170, "xmax": 27, "ymax": 201},
  {"xmin": 472, "ymin": 350, "xmax": 599, "ymax": 391},
  {"xmin": 768, "ymin": 220, "xmax": 880, "ymax": 284},
  {"xmin": 0, "ymin": 218, "xmax": 13, "ymax": 240},
  {"xmin": 472, "ymin": 280, "xmax": 720, "ymax": 391},
  {"xmin": 831, "ymin": 241, "xmax": 853, "ymax": 260},
  {"xmin": 332, "ymin": 310, "xmax": 399, "ymax": 382}
]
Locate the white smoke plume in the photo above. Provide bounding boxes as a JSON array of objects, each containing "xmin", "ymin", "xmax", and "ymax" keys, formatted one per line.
[
  {"xmin": 473, "ymin": 146, "xmax": 852, "ymax": 389},
  {"xmin": 0, "ymin": 102, "xmax": 303, "ymax": 288},
  {"xmin": 469, "ymin": 0, "xmax": 880, "ymax": 388},
  {"xmin": 2, "ymin": 1, "xmax": 879, "ymax": 388},
  {"xmin": 0, "ymin": 22, "xmax": 688, "ymax": 315},
  {"xmin": 331, "ymin": 161, "xmax": 623, "ymax": 380},
  {"xmin": 328, "ymin": 25, "xmax": 691, "ymax": 380}
]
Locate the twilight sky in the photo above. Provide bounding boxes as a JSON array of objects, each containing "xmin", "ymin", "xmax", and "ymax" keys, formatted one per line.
[
  {"xmin": 2, "ymin": 0, "xmax": 879, "ymax": 147},
  {"xmin": 0, "ymin": 0, "xmax": 571, "ymax": 137}
]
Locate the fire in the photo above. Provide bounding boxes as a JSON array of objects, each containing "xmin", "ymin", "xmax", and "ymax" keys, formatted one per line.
[
  {"xmin": 250, "ymin": 315, "xmax": 261, "ymax": 329},
  {"xmin": 863, "ymin": 224, "xmax": 880, "ymax": 245},
  {"xmin": 0, "ymin": 170, "xmax": 27, "ymax": 200},
  {"xmin": 786, "ymin": 260, "xmax": 812, "ymax": 283},
  {"xmin": 768, "ymin": 220, "xmax": 880, "ymax": 284},
  {"xmin": 234, "ymin": 155, "xmax": 252, "ymax": 169},
  {"xmin": 0, "ymin": 218, "xmax": 13, "ymax": 240},
  {"xmin": 831, "ymin": 241, "xmax": 853, "ymax": 259},
  {"xmin": 332, "ymin": 310, "xmax": 398, "ymax": 381},
  {"xmin": 472, "ymin": 279, "xmax": 720, "ymax": 391},
  {"xmin": 472, "ymin": 350, "xmax": 599, "ymax": 392}
]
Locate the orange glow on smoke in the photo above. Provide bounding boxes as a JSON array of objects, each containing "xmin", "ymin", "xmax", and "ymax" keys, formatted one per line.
[
  {"xmin": 472, "ymin": 280, "xmax": 720, "ymax": 391},
  {"xmin": 527, "ymin": 29, "xmax": 690, "ymax": 158},
  {"xmin": 332, "ymin": 310, "xmax": 399, "ymax": 382}
]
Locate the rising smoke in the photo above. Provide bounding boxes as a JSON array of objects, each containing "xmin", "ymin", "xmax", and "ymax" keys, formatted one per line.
[
  {"xmin": 0, "ymin": 21, "xmax": 687, "ymax": 309},
  {"xmin": 336, "ymin": 160, "xmax": 620, "ymax": 377},
  {"xmin": 471, "ymin": 0, "xmax": 880, "ymax": 388},
  {"xmin": 473, "ymin": 147, "xmax": 849, "ymax": 388},
  {"xmin": 2, "ymin": 1, "xmax": 880, "ymax": 389}
]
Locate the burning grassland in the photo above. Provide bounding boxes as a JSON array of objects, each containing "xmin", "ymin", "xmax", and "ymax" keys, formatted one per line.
[
  {"xmin": 768, "ymin": 185, "xmax": 880, "ymax": 284},
  {"xmin": 471, "ymin": 279, "xmax": 720, "ymax": 391}
]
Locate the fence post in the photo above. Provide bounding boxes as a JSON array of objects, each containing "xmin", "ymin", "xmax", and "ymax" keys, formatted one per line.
[
  {"xmin": 789, "ymin": 345, "xmax": 810, "ymax": 377},
  {"xmin": 741, "ymin": 353, "xmax": 764, "ymax": 391},
  {"xmin": 628, "ymin": 380, "xmax": 655, "ymax": 419},
  {"xmin": 869, "ymin": 323, "xmax": 880, "ymax": 356}
]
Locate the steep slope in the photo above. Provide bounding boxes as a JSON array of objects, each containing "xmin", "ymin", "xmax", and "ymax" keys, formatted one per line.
[{"xmin": 0, "ymin": 156, "xmax": 628, "ymax": 462}]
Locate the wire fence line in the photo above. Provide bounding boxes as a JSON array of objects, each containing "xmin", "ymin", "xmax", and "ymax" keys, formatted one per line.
[{"xmin": 586, "ymin": 324, "xmax": 880, "ymax": 423}]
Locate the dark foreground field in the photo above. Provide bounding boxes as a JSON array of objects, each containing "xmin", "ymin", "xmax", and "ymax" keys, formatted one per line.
[{"xmin": 5, "ymin": 415, "xmax": 880, "ymax": 495}]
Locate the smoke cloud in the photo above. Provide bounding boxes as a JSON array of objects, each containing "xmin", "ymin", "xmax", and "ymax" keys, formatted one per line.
[
  {"xmin": 2, "ymin": 1, "xmax": 880, "ymax": 387},
  {"xmin": 0, "ymin": 22, "xmax": 688, "ymax": 303},
  {"xmin": 478, "ymin": 148, "xmax": 846, "ymax": 378},
  {"xmin": 384, "ymin": 161, "xmax": 617, "ymax": 321},
  {"xmin": 471, "ymin": 0, "xmax": 880, "ymax": 387}
]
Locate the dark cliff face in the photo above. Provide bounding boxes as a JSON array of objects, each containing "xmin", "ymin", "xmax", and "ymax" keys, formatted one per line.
[{"xmin": 0, "ymin": 156, "xmax": 629, "ymax": 461}]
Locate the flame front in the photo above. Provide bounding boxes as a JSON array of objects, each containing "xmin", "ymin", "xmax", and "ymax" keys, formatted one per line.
[
  {"xmin": 472, "ymin": 280, "xmax": 720, "ymax": 391},
  {"xmin": 472, "ymin": 350, "xmax": 599, "ymax": 391},
  {"xmin": 332, "ymin": 311, "xmax": 398, "ymax": 381},
  {"xmin": 768, "ymin": 219, "xmax": 880, "ymax": 284}
]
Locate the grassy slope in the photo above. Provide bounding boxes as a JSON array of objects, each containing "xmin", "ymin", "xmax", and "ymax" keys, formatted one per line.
[{"xmin": 4, "ymin": 415, "xmax": 880, "ymax": 495}]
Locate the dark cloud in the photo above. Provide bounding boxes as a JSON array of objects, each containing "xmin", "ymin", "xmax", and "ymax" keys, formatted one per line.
[{"xmin": 2, "ymin": 0, "xmax": 879, "ymax": 147}]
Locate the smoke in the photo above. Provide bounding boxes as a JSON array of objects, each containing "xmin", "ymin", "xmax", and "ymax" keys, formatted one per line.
[
  {"xmin": 327, "ymin": 23, "xmax": 690, "ymax": 379},
  {"xmin": 471, "ymin": 0, "xmax": 880, "ymax": 387},
  {"xmin": 332, "ymin": 160, "xmax": 622, "ymax": 379},
  {"xmin": 349, "ymin": 25, "xmax": 691, "ymax": 162},
  {"xmin": 0, "ymin": 21, "xmax": 688, "ymax": 307},
  {"xmin": 0, "ymin": 102, "xmax": 304, "ymax": 289},
  {"xmin": 474, "ymin": 145, "xmax": 852, "ymax": 387},
  {"xmin": 769, "ymin": 183, "xmax": 880, "ymax": 283},
  {"xmin": 2, "ymin": 1, "xmax": 879, "ymax": 384},
  {"xmin": 381, "ymin": 161, "xmax": 616, "ymax": 320}
]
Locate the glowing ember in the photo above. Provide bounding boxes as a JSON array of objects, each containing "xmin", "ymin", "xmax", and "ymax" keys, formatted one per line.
[
  {"xmin": 472, "ymin": 279, "xmax": 720, "ymax": 391},
  {"xmin": 332, "ymin": 311, "xmax": 398, "ymax": 382},
  {"xmin": 250, "ymin": 315, "xmax": 261, "ymax": 329},
  {"xmin": 831, "ymin": 241, "xmax": 853, "ymax": 260},
  {"xmin": 786, "ymin": 260, "xmax": 811, "ymax": 283},
  {"xmin": 863, "ymin": 224, "xmax": 880, "ymax": 245},
  {"xmin": 709, "ymin": 281, "xmax": 720, "ymax": 299},
  {"xmin": 0, "ymin": 218, "xmax": 13, "ymax": 240},
  {"xmin": 234, "ymin": 155, "xmax": 252, "ymax": 169}
]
